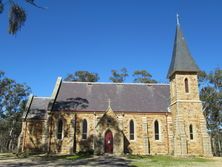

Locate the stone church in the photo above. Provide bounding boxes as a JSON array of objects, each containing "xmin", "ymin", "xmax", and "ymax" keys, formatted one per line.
[{"xmin": 18, "ymin": 19, "xmax": 212, "ymax": 156}]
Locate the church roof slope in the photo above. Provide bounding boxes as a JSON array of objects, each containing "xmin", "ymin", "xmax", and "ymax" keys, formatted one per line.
[
  {"xmin": 23, "ymin": 97, "xmax": 51, "ymax": 120},
  {"xmin": 167, "ymin": 24, "xmax": 200, "ymax": 78},
  {"xmin": 53, "ymin": 82, "xmax": 170, "ymax": 113}
]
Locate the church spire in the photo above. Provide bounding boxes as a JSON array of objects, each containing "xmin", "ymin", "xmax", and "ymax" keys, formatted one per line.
[{"xmin": 167, "ymin": 15, "xmax": 200, "ymax": 78}]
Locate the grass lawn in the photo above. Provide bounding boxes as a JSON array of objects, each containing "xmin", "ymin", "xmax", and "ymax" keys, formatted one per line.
[
  {"xmin": 127, "ymin": 155, "xmax": 219, "ymax": 167},
  {"xmin": 0, "ymin": 153, "xmax": 221, "ymax": 167}
]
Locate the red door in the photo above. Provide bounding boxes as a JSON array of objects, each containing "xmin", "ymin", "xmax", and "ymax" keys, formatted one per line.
[{"xmin": 104, "ymin": 130, "xmax": 113, "ymax": 153}]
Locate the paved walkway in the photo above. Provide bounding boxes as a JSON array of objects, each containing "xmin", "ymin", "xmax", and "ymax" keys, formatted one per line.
[{"xmin": 0, "ymin": 155, "xmax": 134, "ymax": 167}]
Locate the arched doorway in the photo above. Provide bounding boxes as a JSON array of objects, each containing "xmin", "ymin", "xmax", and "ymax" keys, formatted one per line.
[{"xmin": 104, "ymin": 130, "xmax": 113, "ymax": 153}]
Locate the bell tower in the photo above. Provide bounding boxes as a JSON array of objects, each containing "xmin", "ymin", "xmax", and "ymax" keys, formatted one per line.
[{"xmin": 168, "ymin": 15, "xmax": 212, "ymax": 156}]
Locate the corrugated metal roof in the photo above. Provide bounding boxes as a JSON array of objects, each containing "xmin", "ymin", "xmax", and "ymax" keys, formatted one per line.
[
  {"xmin": 53, "ymin": 82, "xmax": 170, "ymax": 113},
  {"xmin": 167, "ymin": 25, "xmax": 200, "ymax": 78}
]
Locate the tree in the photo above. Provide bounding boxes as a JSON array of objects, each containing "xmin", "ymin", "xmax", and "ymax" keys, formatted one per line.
[
  {"xmin": 64, "ymin": 71, "xmax": 100, "ymax": 82},
  {"xmin": 199, "ymin": 68, "xmax": 222, "ymax": 156},
  {"xmin": 0, "ymin": 0, "xmax": 45, "ymax": 35},
  {"xmin": 109, "ymin": 68, "xmax": 128, "ymax": 83},
  {"xmin": 0, "ymin": 71, "xmax": 30, "ymax": 152},
  {"xmin": 133, "ymin": 70, "xmax": 157, "ymax": 83}
]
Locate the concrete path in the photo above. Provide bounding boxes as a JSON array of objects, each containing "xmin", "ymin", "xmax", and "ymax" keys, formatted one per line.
[{"xmin": 0, "ymin": 155, "xmax": 134, "ymax": 167}]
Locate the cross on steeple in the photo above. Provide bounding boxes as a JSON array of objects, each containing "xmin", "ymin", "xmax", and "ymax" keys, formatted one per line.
[
  {"xmin": 176, "ymin": 13, "xmax": 180, "ymax": 26},
  {"xmin": 167, "ymin": 14, "xmax": 200, "ymax": 79}
]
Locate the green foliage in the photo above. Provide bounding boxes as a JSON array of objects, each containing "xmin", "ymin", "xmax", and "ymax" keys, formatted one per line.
[
  {"xmin": 0, "ymin": 71, "xmax": 30, "ymax": 152},
  {"xmin": 109, "ymin": 68, "xmax": 128, "ymax": 83},
  {"xmin": 199, "ymin": 69, "xmax": 222, "ymax": 130},
  {"xmin": 199, "ymin": 68, "xmax": 222, "ymax": 156},
  {"xmin": 0, "ymin": 0, "xmax": 44, "ymax": 35},
  {"xmin": 0, "ymin": 1, "xmax": 4, "ymax": 14},
  {"xmin": 208, "ymin": 68, "xmax": 222, "ymax": 90},
  {"xmin": 64, "ymin": 71, "xmax": 100, "ymax": 82},
  {"xmin": 128, "ymin": 155, "xmax": 212, "ymax": 167},
  {"xmin": 133, "ymin": 70, "xmax": 157, "ymax": 83},
  {"xmin": 9, "ymin": 4, "xmax": 26, "ymax": 35}
]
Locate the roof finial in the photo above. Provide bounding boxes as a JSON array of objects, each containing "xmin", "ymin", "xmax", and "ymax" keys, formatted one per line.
[
  {"xmin": 176, "ymin": 13, "xmax": 180, "ymax": 26},
  {"xmin": 108, "ymin": 98, "xmax": 111, "ymax": 108}
]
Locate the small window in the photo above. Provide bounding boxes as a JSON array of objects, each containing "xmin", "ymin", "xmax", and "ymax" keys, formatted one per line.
[
  {"xmin": 57, "ymin": 119, "xmax": 63, "ymax": 139},
  {"xmin": 154, "ymin": 120, "xmax": 159, "ymax": 140},
  {"xmin": 107, "ymin": 118, "xmax": 112, "ymax": 124},
  {"xmin": 189, "ymin": 124, "xmax": 194, "ymax": 140},
  {"xmin": 129, "ymin": 120, "xmax": 134, "ymax": 140},
  {"xmin": 82, "ymin": 119, "xmax": 87, "ymax": 139},
  {"xmin": 185, "ymin": 78, "xmax": 189, "ymax": 93}
]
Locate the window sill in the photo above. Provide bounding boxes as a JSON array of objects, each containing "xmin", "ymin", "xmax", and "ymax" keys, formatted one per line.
[
  {"xmin": 129, "ymin": 139, "xmax": 136, "ymax": 142},
  {"xmin": 56, "ymin": 138, "xmax": 64, "ymax": 141}
]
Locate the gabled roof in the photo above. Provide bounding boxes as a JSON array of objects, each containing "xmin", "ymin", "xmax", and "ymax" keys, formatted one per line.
[
  {"xmin": 23, "ymin": 97, "xmax": 52, "ymax": 120},
  {"xmin": 53, "ymin": 82, "xmax": 170, "ymax": 113},
  {"xmin": 167, "ymin": 23, "xmax": 200, "ymax": 78}
]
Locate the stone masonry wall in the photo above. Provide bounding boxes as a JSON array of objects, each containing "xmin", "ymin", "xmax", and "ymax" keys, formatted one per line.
[
  {"xmin": 170, "ymin": 73, "xmax": 212, "ymax": 156},
  {"xmin": 46, "ymin": 111, "xmax": 171, "ymax": 155},
  {"xmin": 22, "ymin": 120, "xmax": 46, "ymax": 152}
]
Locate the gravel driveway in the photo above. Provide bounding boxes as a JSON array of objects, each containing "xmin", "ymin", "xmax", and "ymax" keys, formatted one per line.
[{"xmin": 0, "ymin": 154, "xmax": 134, "ymax": 167}]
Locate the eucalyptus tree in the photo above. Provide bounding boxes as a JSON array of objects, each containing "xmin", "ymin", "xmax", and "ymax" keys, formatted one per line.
[
  {"xmin": 199, "ymin": 68, "xmax": 222, "ymax": 156},
  {"xmin": 0, "ymin": 71, "xmax": 30, "ymax": 152},
  {"xmin": 109, "ymin": 68, "xmax": 128, "ymax": 83},
  {"xmin": 0, "ymin": 0, "xmax": 45, "ymax": 35},
  {"xmin": 65, "ymin": 71, "xmax": 100, "ymax": 82},
  {"xmin": 133, "ymin": 70, "xmax": 157, "ymax": 83}
]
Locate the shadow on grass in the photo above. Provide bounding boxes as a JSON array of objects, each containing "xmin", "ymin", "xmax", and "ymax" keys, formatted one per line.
[
  {"xmin": 0, "ymin": 153, "xmax": 18, "ymax": 160},
  {"xmin": 36, "ymin": 153, "xmax": 93, "ymax": 161},
  {"xmin": 0, "ymin": 153, "xmax": 136, "ymax": 167}
]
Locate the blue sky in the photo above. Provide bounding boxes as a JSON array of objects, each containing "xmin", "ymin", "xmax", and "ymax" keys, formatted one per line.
[{"xmin": 1, "ymin": 0, "xmax": 222, "ymax": 96}]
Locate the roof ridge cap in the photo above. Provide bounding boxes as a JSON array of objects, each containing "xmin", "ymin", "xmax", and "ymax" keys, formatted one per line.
[
  {"xmin": 62, "ymin": 81, "xmax": 169, "ymax": 86},
  {"xmin": 33, "ymin": 96, "xmax": 52, "ymax": 99}
]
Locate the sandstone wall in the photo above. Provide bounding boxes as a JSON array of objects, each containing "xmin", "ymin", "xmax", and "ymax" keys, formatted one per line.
[
  {"xmin": 170, "ymin": 73, "xmax": 212, "ymax": 156},
  {"xmin": 45, "ymin": 111, "xmax": 171, "ymax": 155}
]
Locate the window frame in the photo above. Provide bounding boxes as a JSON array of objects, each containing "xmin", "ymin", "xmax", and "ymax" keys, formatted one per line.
[
  {"xmin": 154, "ymin": 120, "xmax": 160, "ymax": 141},
  {"xmin": 184, "ymin": 78, "xmax": 189, "ymax": 93},
  {"xmin": 57, "ymin": 119, "xmax": 63, "ymax": 140},
  {"xmin": 129, "ymin": 120, "xmax": 135, "ymax": 140},
  {"xmin": 82, "ymin": 119, "xmax": 88, "ymax": 140},
  {"xmin": 189, "ymin": 124, "xmax": 194, "ymax": 140}
]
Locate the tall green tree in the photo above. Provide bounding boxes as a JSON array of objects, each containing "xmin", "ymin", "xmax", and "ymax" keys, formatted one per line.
[
  {"xmin": 109, "ymin": 68, "xmax": 128, "ymax": 83},
  {"xmin": 199, "ymin": 68, "xmax": 222, "ymax": 156},
  {"xmin": 133, "ymin": 70, "xmax": 157, "ymax": 83},
  {"xmin": 64, "ymin": 71, "xmax": 100, "ymax": 82},
  {"xmin": 0, "ymin": 0, "xmax": 44, "ymax": 35},
  {"xmin": 0, "ymin": 71, "xmax": 30, "ymax": 152}
]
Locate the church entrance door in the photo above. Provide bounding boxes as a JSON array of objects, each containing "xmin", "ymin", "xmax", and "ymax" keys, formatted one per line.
[{"xmin": 104, "ymin": 130, "xmax": 113, "ymax": 153}]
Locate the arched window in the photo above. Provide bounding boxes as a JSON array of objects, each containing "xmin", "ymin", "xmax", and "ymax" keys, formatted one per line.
[
  {"xmin": 82, "ymin": 119, "xmax": 87, "ymax": 139},
  {"xmin": 189, "ymin": 124, "xmax": 194, "ymax": 140},
  {"xmin": 129, "ymin": 120, "xmax": 134, "ymax": 140},
  {"xmin": 57, "ymin": 119, "xmax": 63, "ymax": 139},
  {"xmin": 185, "ymin": 78, "xmax": 189, "ymax": 93},
  {"xmin": 154, "ymin": 120, "xmax": 159, "ymax": 140}
]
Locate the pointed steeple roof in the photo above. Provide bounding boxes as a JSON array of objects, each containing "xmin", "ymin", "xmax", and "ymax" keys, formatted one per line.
[{"xmin": 167, "ymin": 15, "xmax": 200, "ymax": 78}]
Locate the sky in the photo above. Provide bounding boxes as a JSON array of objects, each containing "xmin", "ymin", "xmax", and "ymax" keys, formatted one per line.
[{"xmin": 1, "ymin": 0, "xmax": 222, "ymax": 96}]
